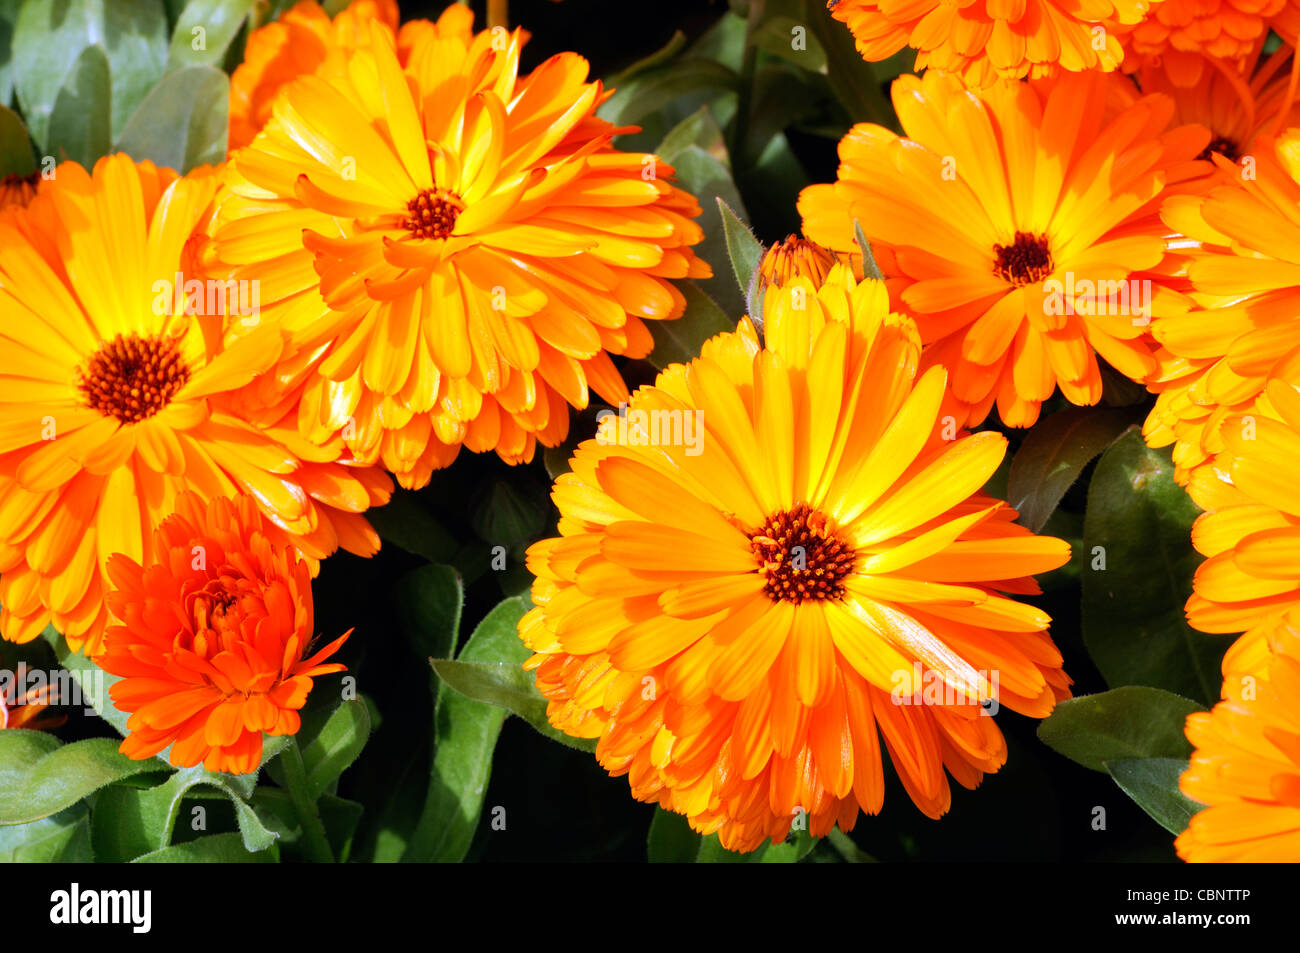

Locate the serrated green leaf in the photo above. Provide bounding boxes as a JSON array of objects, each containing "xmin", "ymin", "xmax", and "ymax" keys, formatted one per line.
[
  {"xmin": 1105, "ymin": 757, "xmax": 1205, "ymax": 835},
  {"xmin": 46, "ymin": 44, "xmax": 111, "ymax": 167},
  {"xmin": 1007, "ymin": 407, "xmax": 1138, "ymax": 532},
  {"xmin": 647, "ymin": 280, "xmax": 733, "ymax": 370},
  {"xmin": 1037, "ymin": 686, "xmax": 1203, "ymax": 773},
  {"xmin": 1082, "ymin": 431, "xmax": 1232, "ymax": 704},
  {"xmin": 133, "ymin": 831, "xmax": 277, "ymax": 862},
  {"xmin": 165, "ymin": 0, "xmax": 257, "ymax": 70},
  {"xmin": 114, "ymin": 63, "xmax": 228, "ymax": 172}
]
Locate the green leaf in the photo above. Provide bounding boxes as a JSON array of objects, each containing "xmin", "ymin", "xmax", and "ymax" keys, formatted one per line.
[
  {"xmin": 0, "ymin": 735, "xmax": 163, "ymax": 825},
  {"xmin": 695, "ymin": 833, "xmax": 755, "ymax": 862},
  {"xmin": 751, "ymin": 16, "xmax": 827, "ymax": 73},
  {"xmin": 1105, "ymin": 757, "xmax": 1205, "ymax": 835},
  {"xmin": 717, "ymin": 197, "xmax": 765, "ymax": 320},
  {"xmin": 647, "ymin": 807, "xmax": 700, "ymax": 862},
  {"xmin": 0, "ymin": 0, "xmax": 19, "ymax": 107},
  {"xmin": 395, "ymin": 563, "xmax": 464, "ymax": 662},
  {"xmin": 656, "ymin": 111, "xmax": 748, "ymax": 317},
  {"xmin": 647, "ymin": 280, "xmax": 734, "ymax": 370},
  {"xmin": 469, "ymin": 477, "xmax": 549, "ymax": 549},
  {"xmin": 300, "ymin": 698, "xmax": 371, "ymax": 799},
  {"xmin": 133, "ymin": 831, "xmax": 278, "ymax": 862},
  {"xmin": 94, "ymin": 764, "xmax": 278, "ymax": 858},
  {"xmin": 1037, "ymin": 686, "xmax": 1203, "ymax": 772},
  {"xmin": 804, "ymin": 0, "xmax": 896, "ymax": 126},
  {"xmin": 1007, "ymin": 406, "xmax": 1138, "ymax": 532},
  {"xmin": 0, "ymin": 103, "xmax": 35, "ymax": 175},
  {"xmin": 13, "ymin": 0, "xmax": 169, "ymax": 147},
  {"xmin": 430, "ymin": 597, "xmax": 597, "ymax": 753},
  {"xmin": 114, "ymin": 63, "xmax": 228, "ymax": 172},
  {"xmin": 1082, "ymin": 431, "xmax": 1232, "ymax": 704},
  {"xmin": 599, "ymin": 58, "xmax": 738, "ymax": 129},
  {"xmin": 89, "ymin": 775, "xmax": 188, "ymax": 862},
  {"xmin": 165, "ymin": 0, "xmax": 258, "ymax": 70},
  {"xmin": 45, "ymin": 44, "xmax": 111, "ymax": 167},
  {"xmin": 757, "ymin": 827, "xmax": 817, "ymax": 863},
  {"xmin": 368, "ymin": 490, "xmax": 460, "ymax": 563},
  {"xmin": 0, "ymin": 804, "xmax": 93, "ymax": 861},
  {"xmin": 853, "ymin": 220, "xmax": 884, "ymax": 281}
]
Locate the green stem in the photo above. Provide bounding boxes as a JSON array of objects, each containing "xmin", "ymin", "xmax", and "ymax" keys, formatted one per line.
[
  {"xmin": 729, "ymin": 3, "xmax": 762, "ymax": 167},
  {"xmin": 281, "ymin": 737, "xmax": 335, "ymax": 863},
  {"xmin": 488, "ymin": 0, "xmax": 508, "ymax": 29}
]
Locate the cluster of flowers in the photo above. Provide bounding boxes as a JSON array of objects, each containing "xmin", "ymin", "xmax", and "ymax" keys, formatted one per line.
[
  {"xmin": 804, "ymin": 0, "xmax": 1300, "ymax": 860},
  {"xmin": 0, "ymin": 0, "xmax": 1293, "ymax": 861},
  {"xmin": 524, "ymin": 0, "xmax": 1300, "ymax": 856},
  {"xmin": 0, "ymin": 1, "xmax": 707, "ymax": 775}
]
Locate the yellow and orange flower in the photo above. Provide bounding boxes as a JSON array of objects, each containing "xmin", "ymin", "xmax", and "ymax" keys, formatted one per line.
[
  {"xmin": 228, "ymin": 0, "xmax": 401, "ymax": 152},
  {"xmin": 827, "ymin": 0, "xmax": 1155, "ymax": 87},
  {"xmin": 99, "ymin": 493, "xmax": 348, "ymax": 775},
  {"xmin": 1183, "ymin": 378, "xmax": 1300, "ymax": 643},
  {"xmin": 1129, "ymin": 47, "xmax": 1300, "ymax": 176},
  {"xmin": 1177, "ymin": 621, "xmax": 1300, "ymax": 861},
  {"xmin": 0, "ymin": 154, "xmax": 390, "ymax": 657},
  {"xmin": 799, "ymin": 69, "xmax": 1204, "ymax": 429},
  {"xmin": 1122, "ymin": 0, "xmax": 1300, "ymax": 84},
  {"xmin": 209, "ymin": 18, "xmax": 709, "ymax": 488},
  {"xmin": 757, "ymin": 234, "xmax": 838, "ymax": 291},
  {"xmin": 1147, "ymin": 130, "xmax": 1300, "ymax": 482},
  {"xmin": 519, "ymin": 266, "xmax": 1072, "ymax": 851}
]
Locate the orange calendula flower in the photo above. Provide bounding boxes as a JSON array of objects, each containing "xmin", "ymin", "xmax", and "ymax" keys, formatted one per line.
[
  {"xmin": 1122, "ymin": 0, "xmax": 1300, "ymax": 84},
  {"xmin": 519, "ymin": 266, "xmax": 1072, "ymax": 851},
  {"xmin": 228, "ymin": 0, "xmax": 401, "ymax": 151},
  {"xmin": 827, "ymin": 0, "xmax": 1156, "ymax": 87},
  {"xmin": 1183, "ymin": 378, "xmax": 1300, "ymax": 641},
  {"xmin": 1176, "ymin": 622, "xmax": 1300, "ymax": 862},
  {"xmin": 0, "ymin": 154, "xmax": 390, "ymax": 657},
  {"xmin": 757, "ymin": 235, "xmax": 838, "ymax": 290},
  {"xmin": 1129, "ymin": 47, "xmax": 1300, "ymax": 175},
  {"xmin": 210, "ymin": 18, "xmax": 709, "ymax": 488},
  {"xmin": 1147, "ymin": 131, "xmax": 1300, "ymax": 482},
  {"xmin": 799, "ymin": 69, "xmax": 1203, "ymax": 429},
  {"xmin": 100, "ymin": 493, "xmax": 348, "ymax": 775}
]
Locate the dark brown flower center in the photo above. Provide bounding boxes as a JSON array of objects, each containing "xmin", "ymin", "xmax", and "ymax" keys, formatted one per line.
[
  {"xmin": 1197, "ymin": 135, "xmax": 1238, "ymax": 162},
  {"xmin": 78, "ymin": 333, "xmax": 191, "ymax": 424},
  {"xmin": 993, "ymin": 231, "xmax": 1053, "ymax": 286},
  {"xmin": 403, "ymin": 188, "xmax": 464, "ymax": 239},
  {"xmin": 749, "ymin": 503, "xmax": 855, "ymax": 604}
]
